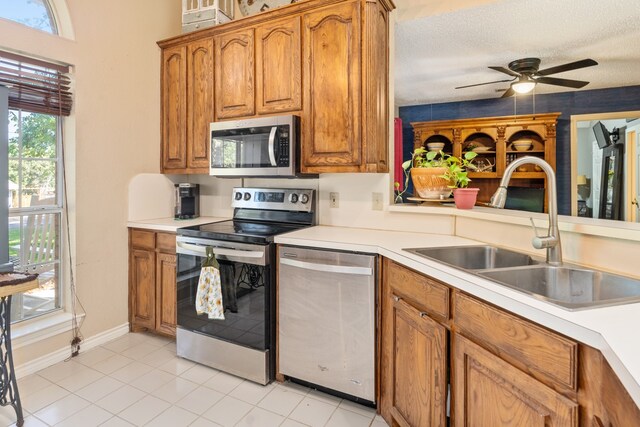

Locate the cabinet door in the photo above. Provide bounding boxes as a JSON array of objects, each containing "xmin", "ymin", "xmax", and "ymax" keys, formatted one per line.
[
  {"xmin": 391, "ymin": 295, "xmax": 447, "ymax": 427},
  {"xmin": 302, "ymin": 1, "xmax": 361, "ymax": 172},
  {"xmin": 255, "ymin": 16, "xmax": 301, "ymax": 114},
  {"xmin": 452, "ymin": 334, "xmax": 578, "ymax": 427},
  {"xmin": 130, "ymin": 249, "xmax": 156, "ymax": 331},
  {"xmin": 215, "ymin": 28, "xmax": 255, "ymax": 119},
  {"xmin": 187, "ymin": 38, "xmax": 214, "ymax": 171},
  {"xmin": 155, "ymin": 253, "xmax": 177, "ymax": 337},
  {"xmin": 362, "ymin": 0, "xmax": 389, "ymax": 172},
  {"xmin": 161, "ymin": 45, "xmax": 187, "ymax": 171}
]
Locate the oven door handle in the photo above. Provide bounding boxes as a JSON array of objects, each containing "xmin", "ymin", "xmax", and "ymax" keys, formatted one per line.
[
  {"xmin": 279, "ymin": 257, "xmax": 373, "ymax": 276},
  {"xmin": 268, "ymin": 126, "xmax": 278, "ymax": 167},
  {"xmin": 177, "ymin": 241, "xmax": 264, "ymax": 259}
]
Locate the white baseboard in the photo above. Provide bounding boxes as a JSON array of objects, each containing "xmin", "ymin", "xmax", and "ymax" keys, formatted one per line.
[{"xmin": 15, "ymin": 323, "xmax": 130, "ymax": 378}]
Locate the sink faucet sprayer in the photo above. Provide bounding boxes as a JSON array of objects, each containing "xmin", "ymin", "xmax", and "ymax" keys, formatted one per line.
[{"xmin": 488, "ymin": 156, "xmax": 562, "ymax": 266}]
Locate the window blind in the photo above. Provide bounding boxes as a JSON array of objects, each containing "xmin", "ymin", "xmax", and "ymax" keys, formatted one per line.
[{"xmin": 0, "ymin": 50, "xmax": 72, "ymax": 116}]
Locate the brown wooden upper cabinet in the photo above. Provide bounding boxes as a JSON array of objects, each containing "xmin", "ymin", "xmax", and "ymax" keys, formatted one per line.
[
  {"xmin": 187, "ymin": 38, "xmax": 215, "ymax": 171},
  {"xmin": 157, "ymin": 0, "xmax": 394, "ymax": 174},
  {"xmin": 302, "ymin": 2, "xmax": 361, "ymax": 172},
  {"xmin": 160, "ymin": 39, "xmax": 214, "ymax": 174},
  {"xmin": 161, "ymin": 45, "xmax": 187, "ymax": 172},
  {"xmin": 255, "ymin": 16, "xmax": 302, "ymax": 114},
  {"xmin": 301, "ymin": 0, "xmax": 391, "ymax": 173},
  {"xmin": 215, "ymin": 28, "xmax": 255, "ymax": 119}
]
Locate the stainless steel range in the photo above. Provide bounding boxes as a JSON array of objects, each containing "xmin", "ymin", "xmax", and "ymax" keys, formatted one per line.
[{"xmin": 175, "ymin": 187, "xmax": 315, "ymax": 384}]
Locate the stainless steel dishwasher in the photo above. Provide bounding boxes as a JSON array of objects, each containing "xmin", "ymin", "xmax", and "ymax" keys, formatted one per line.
[{"xmin": 278, "ymin": 245, "xmax": 377, "ymax": 403}]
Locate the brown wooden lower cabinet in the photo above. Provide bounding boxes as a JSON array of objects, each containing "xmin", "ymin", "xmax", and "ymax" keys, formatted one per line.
[
  {"xmin": 452, "ymin": 333, "xmax": 578, "ymax": 426},
  {"xmin": 129, "ymin": 228, "xmax": 177, "ymax": 337},
  {"xmin": 390, "ymin": 296, "xmax": 447, "ymax": 427},
  {"xmin": 379, "ymin": 258, "xmax": 640, "ymax": 427}
]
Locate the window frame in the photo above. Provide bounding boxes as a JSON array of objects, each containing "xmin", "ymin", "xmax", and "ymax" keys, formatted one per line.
[{"xmin": 8, "ymin": 108, "xmax": 64, "ymax": 322}]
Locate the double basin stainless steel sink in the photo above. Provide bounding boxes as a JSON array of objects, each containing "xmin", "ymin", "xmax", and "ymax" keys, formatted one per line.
[{"xmin": 404, "ymin": 245, "xmax": 640, "ymax": 310}]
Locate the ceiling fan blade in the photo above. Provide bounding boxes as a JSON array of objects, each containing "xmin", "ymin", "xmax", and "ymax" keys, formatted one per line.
[
  {"xmin": 501, "ymin": 87, "xmax": 515, "ymax": 98},
  {"xmin": 535, "ymin": 76, "xmax": 590, "ymax": 88},
  {"xmin": 455, "ymin": 79, "xmax": 514, "ymax": 89},
  {"xmin": 536, "ymin": 59, "xmax": 598, "ymax": 76},
  {"xmin": 489, "ymin": 66, "xmax": 521, "ymax": 77}
]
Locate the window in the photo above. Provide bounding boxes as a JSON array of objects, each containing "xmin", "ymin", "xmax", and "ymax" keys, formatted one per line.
[
  {"xmin": 0, "ymin": 0, "xmax": 57, "ymax": 34},
  {"xmin": 1, "ymin": 50, "xmax": 71, "ymax": 323},
  {"xmin": 8, "ymin": 109, "xmax": 62, "ymax": 322}
]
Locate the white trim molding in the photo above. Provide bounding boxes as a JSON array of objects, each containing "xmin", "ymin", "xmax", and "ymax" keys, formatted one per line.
[{"xmin": 15, "ymin": 323, "xmax": 129, "ymax": 378}]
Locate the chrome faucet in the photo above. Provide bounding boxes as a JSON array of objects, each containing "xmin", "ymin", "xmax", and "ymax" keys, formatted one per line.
[{"xmin": 488, "ymin": 156, "xmax": 562, "ymax": 265}]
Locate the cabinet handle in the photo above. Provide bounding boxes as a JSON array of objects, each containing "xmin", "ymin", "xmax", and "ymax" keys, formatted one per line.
[
  {"xmin": 393, "ymin": 296, "xmax": 402, "ymax": 302},
  {"xmin": 420, "ymin": 312, "xmax": 428, "ymax": 318}
]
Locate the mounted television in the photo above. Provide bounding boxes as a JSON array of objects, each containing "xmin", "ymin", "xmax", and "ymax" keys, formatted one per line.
[{"xmin": 592, "ymin": 121, "xmax": 612, "ymax": 149}]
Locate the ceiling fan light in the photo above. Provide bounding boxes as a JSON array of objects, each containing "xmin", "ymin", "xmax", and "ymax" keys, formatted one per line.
[{"xmin": 512, "ymin": 80, "xmax": 536, "ymax": 94}]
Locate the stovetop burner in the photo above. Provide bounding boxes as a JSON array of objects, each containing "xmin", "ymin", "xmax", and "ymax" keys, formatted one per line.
[
  {"xmin": 178, "ymin": 187, "xmax": 316, "ymax": 244},
  {"xmin": 178, "ymin": 219, "xmax": 309, "ymax": 244}
]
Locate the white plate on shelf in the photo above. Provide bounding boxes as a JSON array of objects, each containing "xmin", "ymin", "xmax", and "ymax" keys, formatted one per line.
[{"xmin": 471, "ymin": 146, "xmax": 492, "ymax": 153}]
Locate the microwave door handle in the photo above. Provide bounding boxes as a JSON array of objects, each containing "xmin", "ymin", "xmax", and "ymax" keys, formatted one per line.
[
  {"xmin": 268, "ymin": 126, "xmax": 278, "ymax": 167},
  {"xmin": 176, "ymin": 241, "xmax": 264, "ymax": 259}
]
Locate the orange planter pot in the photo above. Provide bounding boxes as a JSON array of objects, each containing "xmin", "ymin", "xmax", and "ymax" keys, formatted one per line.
[{"xmin": 411, "ymin": 167, "xmax": 452, "ymax": 199}]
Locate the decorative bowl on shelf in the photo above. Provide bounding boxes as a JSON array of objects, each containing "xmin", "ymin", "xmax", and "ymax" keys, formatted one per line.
[
  {"xmin": 471, "ymin": 146, "xmax": 491, "ymax": 153},
  {"xmin": 512, "ymin": 139, "xmax": 533, "ymax": 151},
  {"xmin": 517, "ymin": 165, "xmax": 528, "ymax": 173},
  {"xmin": 426, "ymin": 142, "xmax": 445, "ymax": 152}
]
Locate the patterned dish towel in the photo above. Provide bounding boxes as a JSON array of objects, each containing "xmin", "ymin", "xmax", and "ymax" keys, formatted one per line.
[{"xmin": 195, "ymin": 247, "xmax": 225, "ymax": 320}]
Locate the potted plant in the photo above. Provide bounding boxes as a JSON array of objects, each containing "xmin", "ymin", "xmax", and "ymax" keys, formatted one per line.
[
  {"xmin": 395, "ymin": 148, "xmax": 454, "ymax": 202},
  {"xmin": 441, "ymin": 151, "xmax": 479, "ymax": 209}
]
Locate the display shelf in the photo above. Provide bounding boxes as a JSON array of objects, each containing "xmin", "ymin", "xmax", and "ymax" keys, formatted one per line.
[{"xmin": 411, "ymin": 113, "xmax": 560, "ymax": 212}]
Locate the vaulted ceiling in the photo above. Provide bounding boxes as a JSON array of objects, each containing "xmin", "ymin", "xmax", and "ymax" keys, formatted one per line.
[{"xmin": 394, "ymin": 0, "xmax": 640, "ymax": 106}]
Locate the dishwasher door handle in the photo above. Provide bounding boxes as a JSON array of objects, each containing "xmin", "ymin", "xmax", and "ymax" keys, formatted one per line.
[{"xmin": 280, "ymin": 257, "xmax": 373, "ymax": 276}]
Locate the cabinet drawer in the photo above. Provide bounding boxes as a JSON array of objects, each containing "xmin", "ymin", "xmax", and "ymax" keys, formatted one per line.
[
  {"xmin": 156, "ymin": 232, "xmax": 176, "ymax": 254},
  {"xmin": 454, "ymin": 292, "xmax": 578, "ymax": 391},
  {"xmin": 387, "ymin": 261, "xmax": 449, "ymax": 321},
  {"xmin": 131, "ymin": 229, "xmax": 155, "ymax": 250}
]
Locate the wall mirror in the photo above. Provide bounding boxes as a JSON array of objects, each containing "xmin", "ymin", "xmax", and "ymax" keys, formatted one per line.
[{"xmin": 571, "ymin": 111, "xmax": 640, "ymax": 222}]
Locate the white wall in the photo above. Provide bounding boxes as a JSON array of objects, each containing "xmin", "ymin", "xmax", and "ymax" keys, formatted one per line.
[{"xmin": 2, "ymin": 0, "xmax": 181, "ymax": 366}]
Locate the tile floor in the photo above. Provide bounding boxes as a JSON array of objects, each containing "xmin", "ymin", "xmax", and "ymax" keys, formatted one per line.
[{"xmin": 4, "ymin": 333, "xmax": 388, "ymax": 427}]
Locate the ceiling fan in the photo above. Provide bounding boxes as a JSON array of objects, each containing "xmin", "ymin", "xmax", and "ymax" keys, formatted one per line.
[{"xmin": 455, "ymin": 58, "xmax": 598, "ymax": 98}]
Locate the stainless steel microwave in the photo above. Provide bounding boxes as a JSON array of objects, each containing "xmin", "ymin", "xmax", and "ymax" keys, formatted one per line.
[{"xmin": 210, "ymin": 115, "xmax": 299, "ymax": 177}]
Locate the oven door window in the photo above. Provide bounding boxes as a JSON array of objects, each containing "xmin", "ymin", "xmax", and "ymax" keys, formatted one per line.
[
  {"xmin": 177, "ymin": 254, "xmax": 270, "ymax": 351},
  {"xmin": 211, "ymin": 125, "xmax": 281, "ymax": 169}
]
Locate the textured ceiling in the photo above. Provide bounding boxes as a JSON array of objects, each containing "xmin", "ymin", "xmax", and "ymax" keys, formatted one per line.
[{"xmin": 395, "ymin": 0, "xmax": 640, "ymax": 106}]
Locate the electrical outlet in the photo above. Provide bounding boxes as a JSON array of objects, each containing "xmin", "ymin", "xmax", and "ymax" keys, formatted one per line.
[
  {"xmin": 329, "ymin": 192, "xmax": 339, "ymax": 208},
  {"xmin": 372, "ymin": 192, "xmax": 383, "ymax": 211}
]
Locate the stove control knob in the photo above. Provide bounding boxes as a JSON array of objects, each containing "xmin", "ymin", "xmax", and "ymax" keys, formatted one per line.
[
  {"xmin": 300, "ymin": 193, "xmax": 310, "ymax": 204},
  {"xmin": 235, "ymin": 192, "xmax": 243, "ymax": 201},
  {"xmin": 289, "ymin": 193, "xmax": 299, "ymax": 203},
  {"xmin": 243, "ymin": 192, "xmax": 251, "ymax": 201}
]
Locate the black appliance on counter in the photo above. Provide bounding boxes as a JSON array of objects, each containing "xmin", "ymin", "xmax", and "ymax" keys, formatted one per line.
[
  {"xmin": 175, "ymin": 187, "xmax": 315, "ymax": 384},
  {"xmin": 174, "ymin": 183, "xmax": 199, "ymax": 219}
]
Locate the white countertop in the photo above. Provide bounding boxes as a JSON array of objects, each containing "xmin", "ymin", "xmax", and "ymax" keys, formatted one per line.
[
  {"xmin": 127, "ymin": 216, "xmax": 230, "ymax": 232},
  {"xmin": 275, "ymin": 225, "xmax": 640, "ymax": 407}
]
